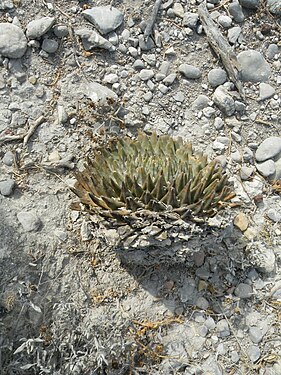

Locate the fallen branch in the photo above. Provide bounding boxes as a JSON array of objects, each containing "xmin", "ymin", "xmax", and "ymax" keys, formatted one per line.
[
  {"xmin": 198, "ymin": 3, "xmax": 245, "ymax": 100},
  {"xmin": 144, "ymin": 0, "xmax": 162, "ymax": 41},
  {"xmin": 0, "ymin": 116, "xmax": 45, "ymax": 145}
]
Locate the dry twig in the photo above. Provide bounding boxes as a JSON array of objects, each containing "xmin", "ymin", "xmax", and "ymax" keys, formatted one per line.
[
  {"xmin": 198, "ymin": 3, "xmax": 245, "ymax": 100},
  {"xmin": 144, "ymin": 0, "xmax": 162, "ymax": 41},
  {"xmin": 0, "ymin": 116, "xmax": 45, "ymax": 145}
]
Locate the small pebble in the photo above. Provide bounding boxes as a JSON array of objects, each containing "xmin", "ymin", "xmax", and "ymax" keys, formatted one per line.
[
  {"xmin": 41, "ymin": 38, "xmax": 59, "ymax": 53},
  {"xmin": 255, "ymin": 137, "xmax": 281, "ymax": 162},
  {"xmin": 234, "ymin": 283, "xmax": 253, "ymax": 298},
  {"xmin": 139, "ymin": 69, "xmax": 154, "ymax": 81},
  {"xmin": 0, "ymin": 179, "xmax": 15, "ymax": 196},
  {"xmin": 2, "ymin": 151, "xmax": 14, "ymax": 166},
  {"xmin": 248, "ymin": 345, "xmax": 261, "ymax": 363},
  {"xmin": 234, "ymin": 212, "xmax": 249, "ymax": 232},
  {"xmin": 216, "ymin": 319, "xmax": 230, "ymax": 337},
  {"xmin": 208, "ymin": 68, "xmax": 227, "ymax": 87},
  {"xmin": 178, "ymin": 63, "xmax": 201, "ymax": 79},
  {"xmin": 17, "ymin": 211, "xmax": 41, "ymax": 232},
  {"xmin": 256, "ymin": 160, "xmax": 276, "ymax": 178},
  {"xmin": 258, "ymin": 83, "xmax": 275, "ymax": 101}
]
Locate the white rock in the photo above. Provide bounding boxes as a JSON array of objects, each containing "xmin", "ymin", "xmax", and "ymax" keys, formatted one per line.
[
  {"xmin": 75, "ymin": 28, "xmax": 114, "ymax": 51},
  {"xmin": 82, "ymin": 6, "xmax": 124, "ymax": 35},
  {"xmin": 256, "ymin": 159, "xmax": 276, "ymax": 178},
  {"xmin": 26, "ymin": 16, "xmax": 56, "ymax": 39},
  {"xmin": 17, "ymin": 211, "xmax": 41, "ymax": 232},
  {"xmin": 86, "ymin": 82, "xmax": 118, "ymax": 105},
  {"xmin": 0, "ymin": 23, "xmax": 27, "ymax": 58},
  {"xmin": 213, "ymin": 86, "xmax": 235, "ymax": 116},
  {"xmin": 258, "ymin": 83, "xmax": 275, "ymax": 101},
  {"xmin": 255, "ymin": 137, "xmax": 281, "ymax": 162}
]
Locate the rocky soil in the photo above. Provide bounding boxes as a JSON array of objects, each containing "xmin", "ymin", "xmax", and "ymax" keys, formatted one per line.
[{"xmin": 0, "ymin": 0, "xmax": 280, "ymax": 374}]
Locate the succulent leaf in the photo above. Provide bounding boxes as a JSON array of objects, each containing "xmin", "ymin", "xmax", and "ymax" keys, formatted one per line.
[{"xmin": 72, "ymin": 132, "xmax": 234, "ymax": 221}]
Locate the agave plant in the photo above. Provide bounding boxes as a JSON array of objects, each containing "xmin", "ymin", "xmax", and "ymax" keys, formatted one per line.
[{"xmin": 71, "ymin": 132, "xmax": 234, "ymax": 221}]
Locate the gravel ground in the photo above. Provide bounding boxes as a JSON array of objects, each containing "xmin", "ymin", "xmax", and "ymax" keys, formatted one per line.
[{"xmin": 0, "ymin": 0, "xmax": 281, "ymax": 374}]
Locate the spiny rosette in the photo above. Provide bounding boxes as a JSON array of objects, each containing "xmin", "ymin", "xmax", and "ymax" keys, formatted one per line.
[{"xmin": 71, "ymin": 132, "xmax": 235, "ymax": 221}]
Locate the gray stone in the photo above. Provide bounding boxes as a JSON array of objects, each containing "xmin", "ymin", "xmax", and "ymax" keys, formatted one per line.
[
  {"xmin": 267, "ymin": 208, "xmax": 281, "ymax": 222},
  {"xmin": 0, "ymin": 179, "xmax": 15, "ymax": 196},
  {"xmin": 218, "ymin": 15, "xmax": 232, "ymax": 28},
  {"xmin": 228, "ymin": 26, "xmax": 241, "ymax": 44},
  {"xmin": 178, "ymin": 63, "xmax": 201, "ymax": 79},
  {"xmin": 229, "ymin": 1, "xmax": 245, "ymax": 22},
  {"xmin": 139, "ymin": 69, "xmax": 154, "ymax": 81},
  {"xmin": 107, "ymin": 31, "xmax": 118, "ymax": 46},
  {"xmin": 258, "ymin": 83, "xmax": 275, "ymax": 101},
  {"xmin": 2, "ymin": 151, "xmax": 14, "ymax": 166},
  {"xmin": 173, "ymin": 91, "xmax": 185, "ymax": 102},
  {"xmin": 82, "ymin": 6, "xmax": 124, "ymax": 35},
  {"xmin": 57, "ymin": 105, "xmax": 68, "ymax": 124},
  {"xmin": 237, "ymin": 50, "xmax": 271, "ymax": 82},
  {"xmin": 203, "ymin": 107, "xmax": 216, "ymax": 118},
  {"xmin": 173, "ymin": 2, "xmax": 185, "ymax": 17},
  {"xmin": 192, "ymin": 95, "xmax": 210, "ymax": 110},
  {"xmin": 234, "ymin": 283, "xmax": 253, "ymax": 298},
  {"xmin": 163, "ymin": 73, "xmax": 177, "ymax": 85},
  {"xmin": 86, "ymin": 82, "xmax": 118, "ymax": 105},
  {"xmin": 216, "ymin": 319, "xmax": 230, "ymax": 337},
  {"xmin": 158, "ymin": 83, "xmax": 168, "ymax": 94},
  {"xmin": 53, "ymin": 25, "xmax": 69, "ymax": 38},
  {"xmin": 266, "ymin": 44, "xmax": 279, "ymax": 59},
  {"xmin": 249, "ymin": 326, "xmax": 266, "ymax": 344},
  {"xmin": 26, "ymin": 17, "xmax": 56, "ymax": 39},
  {"xmin": 195, "ymin": 296, "xmax": 209, "ymax": 310},
  {"xmin": 139, "ymin": 35, "xmax": 155, "ymax": 51},
  {"xmin": 274, "ymin": 158, "xmax": 281, "ymax": 179},
  {"xmin": 255, "ymin": 137, "xmax": 281, "ymax": 162},
  {"xmin": 41, "ymin": 38, "xmax": 59, "ymax": 53},
  {"xmin": 252, "ymin": 246, "xmax": 276, "ymax": 273},
  {"xmin": 0, "ymin": 23, "xmax": 27, "ymax": 58},
  {"xmin": 205, "ymin": 316, "xmax": 216, "ymax": 330},
  {"xmin": 267, "ymin": 0, "xmax": 281, "ymax": 14},
  {"xmin": 0, "ymin": 0, "xmax": 13, "ymax": 10},
  {"xmin": 240, "ymin": 166, "xmax": 255, "ymax": 180},
  {"xmin": 143, "ymin": 92, "xmax": 153, "ymax": 102},
  {"xmin": 248, "ymin": 345, "xmax": 261, "ymax": 363},
  {"xmin": 159, "ymin": 61, "xmax": 170, "ymax": 76},
  {"xmin": 132, "ymin": 59, "xmax": 145, "ymax": 70},
  {"xmin": 182, "ymin": 12, "xmax": 199, "ymax": 29},
  {"xmin": 239, "ymin": 0, "xmax": 260, "ymax": 8},
  {"xmin": 256, "ymin": 160, "xmax": 276, "ymax": 178},
  {"xmin": 17, "ymin": 211, "xmax": 41, "ymax": 232},
  {"xmin": 103, "ymin": 73, "xmax": 118, "ymax": 84},
  {"xmin": 208, "ymin": 68, "xmax": 227, "ymax": 87},
  {"xmin": 213, "ymin": 86, "xmax": 235, "ymax": 116},
  {"xmin": 128, "ymin": 46, "xmax": 138, "ymax": 57},
  {"xmin": 75, "ymin": 28, "xmax": 114, "ymax": 51}
]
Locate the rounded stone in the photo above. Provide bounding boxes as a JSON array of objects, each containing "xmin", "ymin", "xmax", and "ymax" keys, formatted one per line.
[
  {"xmin": 2, "ymin": 151, "xmax": 14, "ymax": 166},
  {"xmin": 26, "ymin": 17, "xmax": 56, "ymax": 39},
  {"xmin": 237, "ymin": 50, "xmax": 271, "ymax": 83},
  {"xmin": 17, "ymin": 211, "xmax": 41, "ymax": 232},
  {"xmin": 178, "ymin": 63, "xmax": 201, "ymax": 79},
  {"xmin": 41, "ymin": 38, "xmax": 59, "ymax": 53},
  {"xmin": 0, "ymin": 179, "xmax": 15, "ymax": 196},
  {"xmin": 53, "ymin": 25, "xmax": 69, "ymax": 38},
  {"xmin": 229, "ymin": 1, "xmax": 245, "ymax": 22},
  {"xmin": 234, "ymin": 283, "xmax": 253, "ymax": 298},
  {"xmin": 239, "ymin": 0, "xmax": 260, "ymax": 8},
  {"xmin": 0, "ymin": 23, "xmax": 27, "ymax": 58},
  {"xmin": 255, "ymin": 137, "xmax": 281, "ymax": 162},
  {"xmin": 208, "ymin": 68, "xmax": 227, "ymax": 87},
  {"xmin": 256, "ymin": 160, "xmax": 276, "ymax": 178},
  {"xmin": 218, "ymin": 15, "xmax": 232, "ymax": 28}
]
